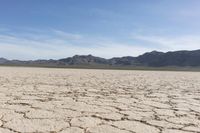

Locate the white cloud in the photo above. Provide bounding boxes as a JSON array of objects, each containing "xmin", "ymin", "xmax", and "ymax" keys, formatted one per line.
[
  {"xmin": 3, "ymin": 28, "xmax": 200, "ymax": 60},
  {"xmin": 53, "ymin": 30, "xmax": 83, "ymax": 40},
  {"xmin": 133, "ymin": 35, "xmax": 200, "ymax": 51},
  {"xmin": 0, "ymin": 30, "xmax": 151, "ymax": 60}
]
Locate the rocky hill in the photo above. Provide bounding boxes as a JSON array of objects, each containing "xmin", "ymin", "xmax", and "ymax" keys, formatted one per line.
[{"xmin": 1, "ymin": 49, "xmax": 200, "ymax": 67}]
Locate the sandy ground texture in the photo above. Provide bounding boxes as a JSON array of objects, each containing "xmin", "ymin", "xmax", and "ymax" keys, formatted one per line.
[{"xmin": 0, "ymin": 67, "xmax": 200, "ymax": 133}]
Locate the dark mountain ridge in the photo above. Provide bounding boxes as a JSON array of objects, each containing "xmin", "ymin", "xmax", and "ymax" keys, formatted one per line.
[
  {"xmin": 1, "ymin": 49, "xmax": 200, "ymax": 67},
  {"xmin": 59, "ymin": 54, "xmax": 108, "ymax": 65}
]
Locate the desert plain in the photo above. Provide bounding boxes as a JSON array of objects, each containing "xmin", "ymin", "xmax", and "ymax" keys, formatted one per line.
[{"xmin": 0, "ymin": 67, "xmax": 199, "ymax": 133}]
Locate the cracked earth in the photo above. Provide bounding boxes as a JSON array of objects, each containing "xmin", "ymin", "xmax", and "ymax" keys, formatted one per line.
[{"xmin": 0, "ymin": 67, "xmax": 200, "ymax": 133}]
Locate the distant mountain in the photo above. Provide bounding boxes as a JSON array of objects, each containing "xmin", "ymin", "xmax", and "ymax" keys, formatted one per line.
[
  {"xmin": 0, "ymin": 58, "xmax": 9, "ymax": 64},
  {"xmin": 136, "ymin": 50, "xmax": 200, "ymax": 67},
  {"xmin": 1, "ymin": 49, "xmax": 200, "ymax": 67},
  {"xmin": 109, "ymin": 56, "xmax": 137, "ymax": 66},
  {"xmin": 59, "ymin": 55, "xmax": 108, "ymax": 65}
]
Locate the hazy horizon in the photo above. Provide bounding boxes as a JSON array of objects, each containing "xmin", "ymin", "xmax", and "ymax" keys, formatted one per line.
[
  {"xmin": 1, "ymin": 49, "xmax": 200, "ymax": 61},
  {"xmin": 0, "ymin": 0, "xmax": 200, "ymax": 60}
]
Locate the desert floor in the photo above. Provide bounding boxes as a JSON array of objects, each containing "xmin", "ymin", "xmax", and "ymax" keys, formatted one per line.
[{"xmin": 0, "ymin": 67, "xmax": 199, "ymax": 133}]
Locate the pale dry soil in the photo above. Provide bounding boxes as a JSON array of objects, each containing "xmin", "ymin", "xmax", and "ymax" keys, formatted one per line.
[{"xmin": 0, "ymin": 67, "xmax": 200, "ymax": 133}]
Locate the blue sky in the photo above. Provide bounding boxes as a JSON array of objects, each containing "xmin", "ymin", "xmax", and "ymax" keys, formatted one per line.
[{"xmin": 0, "ymin": 0, "xmax": 200, "ymax": 60}]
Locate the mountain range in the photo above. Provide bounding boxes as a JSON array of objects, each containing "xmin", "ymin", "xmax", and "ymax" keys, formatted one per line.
[{"xmin": 1, "ymin": 49, "xmax": 200, "ymax": 68}]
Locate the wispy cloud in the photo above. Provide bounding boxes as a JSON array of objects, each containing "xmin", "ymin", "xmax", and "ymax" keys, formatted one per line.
[
  {"xmin": 0, "ymin": 29, "xmax": 151, "ymax": 60},
  {"xmin": 133, "ymin": 35, "xmax": 200, "ymax": 51},
  {"xmin": 1, "ymin": 26, "xmax": 200, "ymax": 60},
  {"xmin": 53, "ymin": 30, "xmax": 83, "ymax": 40}
]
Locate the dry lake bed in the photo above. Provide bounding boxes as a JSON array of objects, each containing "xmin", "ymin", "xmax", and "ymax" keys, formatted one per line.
[{"xmin": 0, "ymin": 67, "xmax": 200, "ymax": 133}]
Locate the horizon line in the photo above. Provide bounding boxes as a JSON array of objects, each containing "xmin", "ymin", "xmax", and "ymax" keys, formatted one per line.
[{"xmin": 1, "ymin": 49, "xmax": 200, "ymax": 61}]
